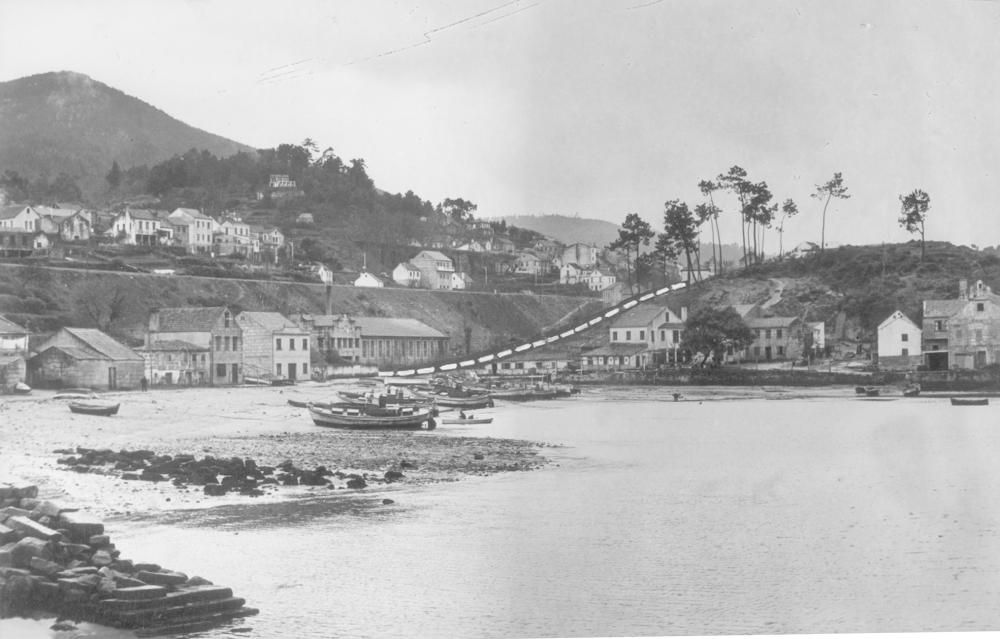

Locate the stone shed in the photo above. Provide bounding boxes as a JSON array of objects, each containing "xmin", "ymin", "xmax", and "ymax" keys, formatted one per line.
[{"xmin": 29, "ymin": 328, "xmax": 144, "ymax": 390}]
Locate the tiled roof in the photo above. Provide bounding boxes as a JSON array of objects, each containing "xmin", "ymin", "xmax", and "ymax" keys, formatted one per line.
[
  {"xmin": 504, "ymin": 350, "xmax": 573, "ymax": 362},
  {"xmin": 63, "ymin": 328, "xmax": 143, "ymax": 361},
  {"xmin": 414, "ymin": 250, "xmax": 451, "ymax": 262},
  {"xmin": 35, "ymin": 206, "xmax": 79, "ymax": 218},
  {"xmin": 584, "ymin": 343, "xmax": 649, "ymax": 357},
  {"xmin": 0, "ymin": 315, "xmax": 28, "ymax": 334},
  {"xmin": 396, "ymin": 262, "xmax": 419, "ymax": 271},
  {"xmin": 610, "ymin": 305, "xmax": 668, "ymax": 328},
  {"xmin": 353, "ymin": 317, "xmax": 447, "ymax": 339},
  {"xmin": 923, "ymin": 300, "xmax": 966, "ymax": 317},
  {"xmin": 298, "ymin": 314, "xmax": 356, "ymax": 329},
  {"xmin": 138, "ymin": 339, "xmax": 208, "ymax": 352},
  {"xmin": 0, "ymin": 205, "xmax": 32, "ymax": 220},
  {"xmin": 171, "ymin": 208, "xmax": 211, "ymax": 220},
  {"xmin": 745, "ymin": 316, "xmax": 800, "ymax": 329},
  {"xmin": 237, "ymin": 311, "xmax": 307, "ymax": 334},
  {"xmin": 40, "ymin": 345, "xmax": 101, "ymax": 360},
  {"xmin": 154, "ymin": 307, "xmax": 230, "ymax": 332}
]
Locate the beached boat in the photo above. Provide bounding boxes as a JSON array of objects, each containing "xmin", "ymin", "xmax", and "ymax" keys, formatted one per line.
[
  {"xmin": 902, "ymin": 385, "xmax": 921, "ymax": 397},
  {"xmin": 68, "ymin": 400, "xmax": 120, "ymax": 416},
  {"xmin": 336, "ymin": 390, "xmax": 432, "ymax": 407},
  {"xmin": 950, "ymin": 397, "xmax": 989, "ymax": 406},
  {"xmin": 287, "ymin": 398, "xmax": 334, "ymax": 409},
  {"xmin": 307, "ymin": 403, "xmax": 437, "ymax": 430},
  {"xmin": 13, "ymin": 382, "xmax": 31, "ymax": 395},
  {"xmin": 412, "ymin": 388, "xmax": 493, "ymax": 409},
  {"xmin": 54, "ymin": 388, "xmax": 99, "ymax": 400},
  {"xmin": 490, "ymin": 387, "xmax": 559, "ymax": 401},
  {"xmin": 441, "ymin": 416, "xmax": 494, "ymax": 425}
]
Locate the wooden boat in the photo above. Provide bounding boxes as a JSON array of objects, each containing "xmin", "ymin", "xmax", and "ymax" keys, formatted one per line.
[
  {"xmin": 307, "ymin": 403, "xmax": 437, "ymax": 430},
  {"xmin": 68, "ymin": 400, "xmax": 120, "ymax": 416},
  {"xmin": 441, "ymin": 416, "xmax": 494, "ymax": 425},
  {"xmin": 336, "ymin": 390, "xmax": 432, "ymax": 407},
  {"xmin": 13, "ymin": 382, "xmax": 31, "ymax": 395},
  {"xmin": 412, "ymin": 388, "xmax": 493, "ymax": 409},
  {"xmin": 288, "ymin": 399, "xmax": 334, "ymax": 409},
  {"xmin": 950, "ymin": 397, "xmax": 989, "ymax": 406},
  {"xmin": 490, "ymin": 387, "xmax": 559, "ymax": 401},
  {"xmin": 54, "ymin": 388, "xmax": 99, "ymax": 400},
  {"xmin": 902, "ymin": 385, "xmax": 921, "ymax": 397}
]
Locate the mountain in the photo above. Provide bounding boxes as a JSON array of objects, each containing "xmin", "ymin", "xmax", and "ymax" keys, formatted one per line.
[
  {"xmin": 502, "ymin": 215, "xmax": 619, "ymax": 246},
  {"xmin": 0, "ymin": 71, "xmax": 255, "ymax": 195}
]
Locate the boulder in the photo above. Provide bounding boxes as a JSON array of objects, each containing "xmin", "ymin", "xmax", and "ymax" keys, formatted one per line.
[
  {"xmin": 7, "ymin": 516, "xmax": 62, "ymax": 541},
  {"xmin": 384, "ymin": 470, "xmax": 405, "ymax": 482},
  {"xmin": 203, "ymin": 485, "xmax": 228, "ymax": 496},
  {"xmin": 89, "ymin": 534, "xmax": 111, "ymax": 547},
  {"xmin": 111, "ymin": 584, "xmax": 167, "ymax": 600},
  {"xmin": 91, "ymin": 550, "xmax": 114, "ymax": 566},
  {"xmin": 28, "ymin": 556, "xmax": 63, "ymax": 576},
  {"xmin": 136, "ymin": 570, "xmax": 188, "ymax": 586},
  {"xmin": 0, "ymin": 523, "xmax": 17, "ymax": 544},
  {"xmin": 346, "ymin": 478, "xmax": 367, "ymax": 489},
  {"xmin": 57, "ymin": 512, "xmax": 104, "ymax": 542}
]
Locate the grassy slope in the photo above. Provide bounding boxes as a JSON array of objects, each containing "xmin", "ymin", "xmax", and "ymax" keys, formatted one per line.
[{"xmin": 0, "ymin": 265, "xmax": 601, "ymax": 356}]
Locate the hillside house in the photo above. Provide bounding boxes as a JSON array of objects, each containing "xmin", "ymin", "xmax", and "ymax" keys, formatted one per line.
[
  {"xmin": 410, "ymin": 250, "xmax": 456, "ymax": 289},
  {"xmin": 455, "ymin": 240, "xmax": 488, "ymax": 253},
  {"xmin": 741, "ymin": 316, "xmax": 804, "ymax": 362},
  {"xmin": 584, "ymin": 268, "xmax": 616, "ymax": 292},
  {"xmin": 36, "ymin": 206, "xmax": 91, "ymax": 242},
  {"xmin": 146, "ymin": 306, "xmax": 244, "ymax": 385},
  {"xmin": 580, "ymin": 344, "xmax": 649, "ymax": 370},
  {"xmin": 354, "ymin": 271, "xmax": 386, "ymax": 288},
  {"xmin": 269, "ymin": 174, "xmax": 296, "ymax": 189},
  {"xmin": 451, "ymin": 272, "xmax": 473, "ymax": 290},
  {"xmin": 354, "ymin": 317, "xmax": 449, "ymax": 368},
  {"xmin": 603, "ymin": 304, "xmax": 687, "ymax": 368},
  {"xmin": 532, "ymin": 238, "xmax": 562, "ymax": 259},
  {"xmin": 168, "ymin": 208, "xmax": 215, "ymax": 254},
  {"xmin": 0, "ymin": 316, "xmax": 29, "ymax": 353},
  {"xmin": 560, "ymin": 263, "xmax": 585, "ymax": 285},
  {"xmin": 29, "ymin": 327, "xmax": 144, "ymax": 390},
  {"xmin": 392, "ymin": 262, "xmax": 422, "ymax": 287},
  {"xmin": 922, "ymin": 279, "xmax": 1000, "ymax": 370},
  {"xmin": 110, "ymin": 209, "xmax": 172, "ymax": 246},
  {"xmin": 561, "ymin": 243, "xmax": 599, "ymax": 267},
  {"xmin": 135, "ymin": 340, "xmax": 210, "ymax": 386},
  {"xmin": 237, "ymin": 311, "xmax": 311, "ymax": 382},
  {"xmin": 0, "ymin": 231, "xmax": 49, "ymax": 256},
  {"xmin": 514, "ymin": 252, "xmax": 550, "ymax": 276},
  {"xmin": 0, "ymin": 205, "xmax": 41, "ymax": 232},
  {"xmin": 294, "ymin": 313, "xmax": 362, "ymax": 364},
  {"xmin": 877, "ymin": 310, "xmax": 921, "ymax": 369},
  {"xmin": 0, "ymin": 354, "xmax": 27, "ymax": 393},
  {"xmin": 490, "ymin": 236, "xmax": 516, "ymax": 254}
]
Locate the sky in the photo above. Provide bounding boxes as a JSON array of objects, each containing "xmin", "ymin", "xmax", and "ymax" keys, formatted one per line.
[{"xmin": 2, "ymin": 0, "xmax": 999, "ymax": 251}]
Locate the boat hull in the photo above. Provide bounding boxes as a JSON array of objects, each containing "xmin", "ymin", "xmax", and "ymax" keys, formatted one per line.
[
  {"xmin": 950, "ymin": 397, "xmax": 989, "ymax": 406},
  {"xmin": 68, "ymin": 401, "xmax": 120, "ymax": 416},
  {"xmin": 413, "ymin": 390, "xmax": 493, "ymax": 409},
  {"xmin": 308, "ymin": 404, "xmax": 436, "ymax": 430}
]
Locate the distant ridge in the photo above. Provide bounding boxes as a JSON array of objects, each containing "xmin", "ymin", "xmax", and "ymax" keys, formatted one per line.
[
  {"xmin": 502, "ymin": 215, "xmax": 619, "ymax": 246},
  {"xmin": 0, "ymin": 71, "xmax": 256, "ymax": 194}
]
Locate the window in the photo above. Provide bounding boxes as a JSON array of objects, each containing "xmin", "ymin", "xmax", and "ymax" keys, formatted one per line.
[
  {"xmin": 976, "ymin": 329, "xmax": 983, "ymax": 342},
  {"xmin": 224, "ymin": 312, "xmax": 231, "ymax": 328},
  {"xmin": 318, "ymin": 337, "xmax": 325, "ymax": 349},
  {"xmin": 276, "ymin": 338, "xmax": 282, "ymax": 350},
  {"xmin": 515, "ymin": 362, "xmax": 524, "ymax": 369},
  {"xmin": 302, "ymin": 363, "xmax": 308, "ymax": 375},
  {"xmin": 765, "ymin": 329, "xmax": 771, "ymax": 339},
  {"xmin": 777, "ymin": 346, "xmax": 784, "ymax": 356},
  {"xmin": 776, "ymin": 329, "xmax": 783, "ymax": 339},
  {"xmin": 289, "ymin": 338, "xmax": 295, "ymax": 351},
  {"xmin": 936, "ymin": 320, "xmax": 944, "ymax": 331},
  {"xmin": 625, "ymin": 330, "xmax": 631, "ymax": 340},
  {"xmin": 215, "ymin": 364, "xmax": 226, "ymax": 377},
  {"xmin": 214, "ymin": 336, "xmax": 222, "ymax": 351},
  {"xmin": 901, "ymin": 333, "xmax": 908, "ymax": 342},
  {"xmin": 224, "ymin": 336, "xmax": 230, "ymax": 351},
  {"xmin": 612, "ymin": 331, "xmax": 618, "ymax": 341},
  {"xmin": 233, "ymin": 337, "xmax": 239, "ymax": 350},
  {"xmin": 901, "ymin": 348, "xmax": 909, "ymax": 356},
  {"xmin": 276, "ymin": 363, "xmax": 282, "ymax": 376},
  {"xmin": 639, "ymin": 330, "xmax": 645, "ymax": 340},
  {"xmin": 501, "ymin": 363, "xmax": 511, "ymax": 370},
  {"xmin": 660, "ymin": 330, "xmax": 665, "ymax": 342},
  {"xmin": 672, "ymin": 330, "xmax": 680, "ymax": 343},
  {"xmin": 302, "ymin": 339, "xmax": 308, "ymax": 350},
  {"xmin": 977, "ymin": 303, "xmax": 985, "ymax": 312}
]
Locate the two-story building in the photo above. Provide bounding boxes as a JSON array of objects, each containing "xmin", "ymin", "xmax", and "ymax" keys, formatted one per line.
[
  {"xmin": 877, "ymin": 310, "xmax": 921, "ymax": 369},
  {"xmin": 581, "ymin": 303, "xmax": 686, "ymax": 370},
  {"xmin": 0, "ymin": 315, "xmax": 29, "ymax": 353},
  {"xmin": 168, "ymin": 208, "xmax": 215, "ymax": 253},
  {"xmin": 135, "ymin": 340, "xmax": 211, "ymax": 386},
  {"xmin": 0, "ymin": 205, "xmax": 41, "ymax": 232},
  {"xmin": 410, "ymin": 250, "xmax": 455, "ymax": 289},
  {"xmin": 392, "ymin": 262, "xmax": 422, "ymax": 287},
  {"xmin": 111, "ymin": 208, "xmax": 172, "ymax": 246},
  {"xmin": 30, "ymin": 327, "xmax": 144, "ymax": 390},
  {"xmin": 237, "ymin": 311, "xmax": 311, "ymax": 382},
  {"xmin": 355, "ymin": 317, "xmax": 449, "ymax": 368},
  {"xmin": 36, "ymin": 206, "xmax": 92, "ymax": 242},
  {"xmin": 922, "ymin": 279, "xmax": 1000, "ymax": 370},
  {"xmin": 514, "ymin": 252, "xmax": 550, "ymax": 276},
  {"xmin": 146, "ymin": 306, "xmax": 243, "ymax": 384},
  {"xmin": 561, "ymin": 243, "xmax": 599, "ymax": 267},
  {"xmin": 294, "ymin": 313, "xmax": 363, "ymax": 364},
  {"xmin": 742, "ymin": 316, "xmax": 803, "ymax": 362},
  {"xmin": 584, "ymin": 268, "xmax": 616, "ymax": 292}
]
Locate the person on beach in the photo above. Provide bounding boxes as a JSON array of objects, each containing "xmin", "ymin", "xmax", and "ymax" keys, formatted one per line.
[{"xmin": 140, "ymin": 376, "xmax": 149, "ymax": 391}]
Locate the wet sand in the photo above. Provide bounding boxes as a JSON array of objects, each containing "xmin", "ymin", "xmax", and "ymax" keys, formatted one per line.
[{"xmin": 0, "ymin": 382, "xmax": 551, "ymax": 520}]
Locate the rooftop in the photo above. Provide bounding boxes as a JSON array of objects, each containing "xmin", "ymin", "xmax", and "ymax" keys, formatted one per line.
[
  {"xmin": 0, "ymin": 315, "xmax": 28, "ymax": 335},
  {"xmin": 153, "ymin": 307, "xmax": 232, "ymax": 332},
  {"xmin": 353, "ymin": 317, "xmax": 447, "ymax": 339},
  {"xmin": 62, "ymin": 328, "xmax": 143, "ymax": 361}
]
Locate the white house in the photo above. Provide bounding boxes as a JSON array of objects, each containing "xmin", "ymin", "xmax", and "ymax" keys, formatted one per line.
[
  {"xmin": 0, "ymin": 315, "xmax": 29, "ymax": 353},
  {"xmin": 111, "ymin": 209, "xmax": 170, "ymax": 246},
  {"xmin": 410, "ymin": 250, "xmax": 455, "ymax": 289},
  {"xmin": 561, "ymin": 243, "xmax": 599, "ymax": 267},
  {"xmin": 451, "ymin": 272, "xmax": 474, "ymax": 290},
  {"xmin": 354, "ymin": 271, "xmax": 385, "ymax": 288},
  {"xmin": 584, "ymin": 268, "xmax": 616, "ymax": 292},
  {"xmin": 392, "ymin": 262, "xmax": 422, "ymax": 287},
  {"xmin": 168, "ymin": 208, "xmax": 214, "ymax": 253},
  {"xmin": 312, "ymin": 263, "xmax": 334, "ymax": 285},
  {"xmin": 514, "ymin": 252, "xmax": 549, "ymax": 276},
  {"xmin": 0, "ymin": 205, "xmax": 41, "ymax": 232},
  {"xmin": 877, "ymin": 310, "xmax": 921, "ymax": 359},
  {"xmin": 560, "ymin": 263, "xmax": 585, "ymax": 285}
]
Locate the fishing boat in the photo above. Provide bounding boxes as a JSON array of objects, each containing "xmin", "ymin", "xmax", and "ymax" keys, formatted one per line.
[
  {"xmin": 307, "ymin": 403, "xmax": 437, "ymax": 430},
  {"xmin": 54, "ymin": 388, "xmax": 99, "ymax": 400},
  {"xmin": 490, "ymin": 386, "xmax": 559, "ymax": 401},
  {"xmin": 441, "ymin": 416, "xmax": 494, "ymax": 425},
  {"xmin": 412, "ymin": 388, "xmax": 493, "ymax": 409},
  {"xmin": 950, "ymin": 397, "xmax": 989, "ymax": 406},
  {"xmin": 68, "ymin": 400, "xmax": 120, "ymax": 416},
  {"xmin": 287, "ymin": 398, "xmax": 334, "ymax": 409},
  {"xmin": 336, "ymin": 390, "xmax": 432, "ymax": 407}
]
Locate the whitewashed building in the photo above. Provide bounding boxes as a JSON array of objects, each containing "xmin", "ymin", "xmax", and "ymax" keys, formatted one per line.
[{"xmin": 877, "ymin": 310, "xmax": 921, "ymax": 359}]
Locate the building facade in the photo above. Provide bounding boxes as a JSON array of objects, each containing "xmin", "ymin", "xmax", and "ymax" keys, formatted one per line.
[
  {"xmin": 237, "ymin": 311, "xmax": 311, "ymax": 381},
  {"xmin": 877, "ymin": 310, "xmax": 921, "ymax": 369},
  {"xmin": 922, "ymin": 279, "xmax": 1000, "ymax": 370},
  {"xmin": 354, "ymin": 317, "xmax": 449, "ymax": 368},
  {"xmin": 409, "ymin": 250, "xmax": 455, "ymax": 289},
  {"xmin": 146, "ymin": 306, "xmax": 244, "ymax": 385},
  {"xmin": 30, "ymin": 327, "xmax": 144, "ymax": 390}
]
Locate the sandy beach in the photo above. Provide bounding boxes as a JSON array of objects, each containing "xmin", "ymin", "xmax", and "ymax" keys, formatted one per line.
[{"xmin": 0, "ymin": 382, "xmax": 552, "ymax": 520}]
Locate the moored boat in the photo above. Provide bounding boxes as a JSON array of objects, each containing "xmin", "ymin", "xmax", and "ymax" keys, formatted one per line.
[
  {"xmin": 950, "ymin": 397, "xmax": 989, "ymax": 406},
  {"xmin": 490, "ymin": 386, "xmax": 559, "ymax": 401},
  {"xmin": 412, "ymin": 388, "xmax": 493, "ymax": 409},
  {"xmin": 307, "ymin": 403, "xmax": 436, "ymax": 429},
  {"xmin": 68, "ymin": 400, "xmax": 120, "ymax": 416},
  {"xmin": 441, "ymin": 417, "xmax": 493, "ymax": 425},
  {"xmin": 54, "ymin": 388, "xmax": 99, "ymax": 400}
]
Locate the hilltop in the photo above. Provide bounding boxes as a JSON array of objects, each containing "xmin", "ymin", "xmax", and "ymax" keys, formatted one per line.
[{"xmin": 0, "ymin": 71, "xmax": 255, "ymax": 196}]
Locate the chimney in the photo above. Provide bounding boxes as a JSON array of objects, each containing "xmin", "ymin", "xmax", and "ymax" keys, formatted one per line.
[
  {"xmin": 325, "ymin": 284, "xmax": 333, "ymax": 316},
  {"xmin": 959, "ymin": 279, "xmax": 968, "ymax": 300}
]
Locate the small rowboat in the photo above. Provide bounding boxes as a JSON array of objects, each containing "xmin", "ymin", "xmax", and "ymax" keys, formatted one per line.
[
  {"xmin": 441, "ymin": 416, "xmax": 494, "ymax": 425},
  {"xmin": 950, "ymin": 397, "xmax": 989, "ymax": 406},
  {"xmin": 307, "ymin": 403, "xmax": 436, "ymax": 430},
  {"xmin": 412, "ymin": 389, "xmax": 493, "ymax": 409},
  {"xmin": 68, "ymin": 400, "xmax": 120, "ymax": 416},
  {"xmin": 54, "ymin": 388, "xmax": 99, "ymax": 400},
  {"xmin": 13, "ymin": 382, "xmax": 31, "ymax": 395},
  {"xmin": 288, "ymin": 399, "xmax": 334, "ymax": 409}
]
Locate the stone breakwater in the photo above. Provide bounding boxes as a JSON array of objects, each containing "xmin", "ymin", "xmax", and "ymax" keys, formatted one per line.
[{"xmin": 0, "ymin": 483, "xmax": 258, "ymax": 637}]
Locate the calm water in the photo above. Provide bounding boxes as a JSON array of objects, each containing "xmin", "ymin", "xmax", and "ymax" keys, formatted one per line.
[{"xmin": 63, "ymin": 389, "xmax": 1000, "ymax": 637}]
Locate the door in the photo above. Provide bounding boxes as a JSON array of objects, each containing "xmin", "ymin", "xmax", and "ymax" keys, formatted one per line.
[
  {"xmin": 764, "ymin": 346, "xmax": 772, "ymax": 361},
  {"xmin": 108, "ymin": 367, "xmax": 117, "ymax": 390},
  {"xmin": 231, "ymin": 363, "xmax": 239, "ymax": 383},
  {"xmin": 288, "ymin": 363, "xmax": 297, "ymax": 381}
]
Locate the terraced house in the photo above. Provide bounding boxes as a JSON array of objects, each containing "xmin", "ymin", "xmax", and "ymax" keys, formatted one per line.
[
  {"xmin": 922, "ymin": 279, "xmax": 1000, "ymax": 370},
  {"xmin": 236, "ymin": 311, "xmax": 310, "ymax": 382},
  {"xmin": 146, "ymin": 306, "xmax": 243, "ymax": 385}
]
